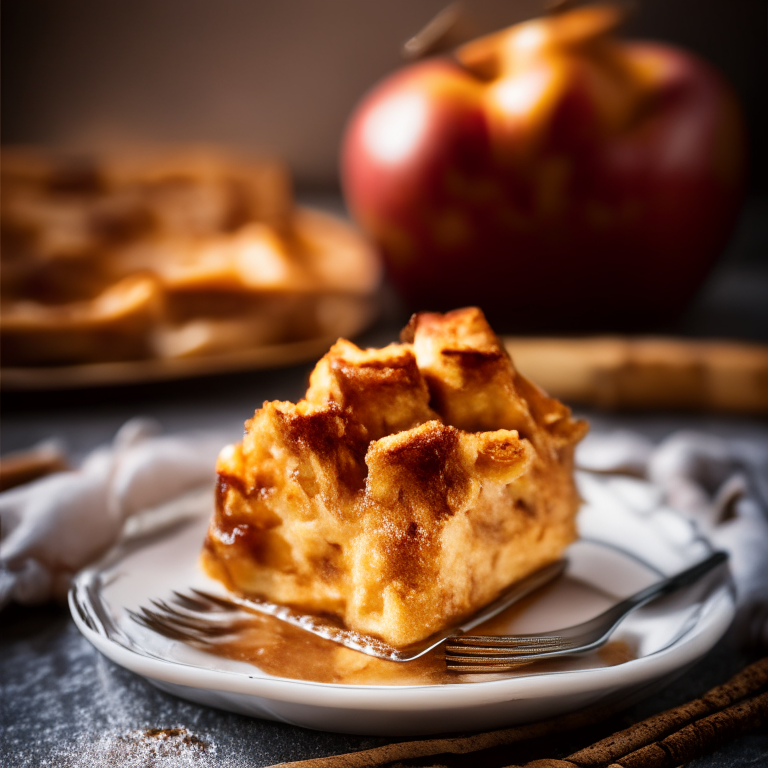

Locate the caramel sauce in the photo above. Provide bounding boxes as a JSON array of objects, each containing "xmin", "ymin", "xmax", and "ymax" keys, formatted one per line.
[{"xmin": 200, "ymin": 577, "xmax": 636, "ymax": 685}]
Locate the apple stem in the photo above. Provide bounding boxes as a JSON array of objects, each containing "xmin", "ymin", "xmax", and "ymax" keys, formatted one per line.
[{"xmin": 401, "ymin": 3, "xmax": 473, "ymax": 61}]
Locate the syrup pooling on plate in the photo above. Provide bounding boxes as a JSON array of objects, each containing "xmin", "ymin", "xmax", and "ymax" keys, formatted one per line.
[{"xmin": 189, "ymin": 576, "xmax": 636, "ymax": 685}]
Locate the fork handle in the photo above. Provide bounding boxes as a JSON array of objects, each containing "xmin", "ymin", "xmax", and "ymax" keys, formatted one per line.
[
  {"xmin": 453, "ymin": 550, "xmax": 729, "ymax": 652},
  {"xmin": 619, "ymin": 550, "xmax": 729, "ymax": 613},
  {"xmin": 579, "ymin": 549, "xmax": 730, "ymax": 649}
]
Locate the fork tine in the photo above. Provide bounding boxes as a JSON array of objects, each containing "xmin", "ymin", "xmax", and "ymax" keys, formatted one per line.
[
  {"xmin": 447, "ymin": 662, "xmax": 534, "ymax": 669},
  {"xmin": 189, "ymin": 588, "xmax": 243, "ymax": 610},
  {"xmin": 139, "ymin": 606, "xmax": 206, "ymax": 633},
  {"xmin": 446, "ymin": 652, "xmax": 541, "ymax": 663},
  {"xmin": 126, "ymin": 608, "xmax": 202, "ymax": 643},
  {"xmin": 135, "ymin": 605, "xmax": 247, "ymax": 639},
  {"xmin": 446, "ymin": 655, "xmax": 546, "ymax": 664},
  {"xmin": 444, "ymin": 643, "xmax": 571, "ymax": 656},
  {"xmin": 172, "ymin": 590, "xmax": 216, "ymax": 611},
  {"xmin": 150, "ymin": 598, "xmax": 187, "ymax": 617},
  {"xmin": 446, "ymin": 658, "xmax": 537, "ymax": 672},
  {"xmin": 150, "ymin": 598, "xmax": 231, "ymax": 624},
  {"xmin": 145, "ymin": 603, "xmax": 208, "ymax": 630},
  {"xmin": 449, "ymin": 634, "xmax": 566, "ymax": 647}
]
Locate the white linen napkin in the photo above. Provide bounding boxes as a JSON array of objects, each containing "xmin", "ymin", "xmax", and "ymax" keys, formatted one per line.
[
  {"xmin": 577, "ymin": 429, "xmax": 768, "ymax": 648},
  {"xmin": 2, "ymin": 421, "xmax": 767, "ymax": 647},
  {"xmin": 0, "ymin": 419, "xmax": 226, "ymax": 607}
]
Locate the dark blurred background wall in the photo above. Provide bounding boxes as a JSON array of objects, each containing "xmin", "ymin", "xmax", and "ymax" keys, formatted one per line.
[{"xmin": 2, "ymin": 0, "xmax": 766, "ymax": 195}]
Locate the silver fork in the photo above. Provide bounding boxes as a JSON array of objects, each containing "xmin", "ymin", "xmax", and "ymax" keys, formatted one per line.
[
  {"xmin": 128, "ymin": 558, "xmax": 567, "ymax": 663},
  {"xmin": 445, "ymin": 550, "xmax": 728, "ymax": 672}
]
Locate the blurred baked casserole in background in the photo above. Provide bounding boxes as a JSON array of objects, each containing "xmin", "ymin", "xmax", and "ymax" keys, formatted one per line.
[{"xmin": 0, "ymin": 147, "xmax": 381, "ymax": 368}]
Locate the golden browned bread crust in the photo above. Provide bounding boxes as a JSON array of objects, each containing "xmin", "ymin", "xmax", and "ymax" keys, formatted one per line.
[{"xmin": 202, "ymin": 307, "xmax": 588, "ymax": 647}]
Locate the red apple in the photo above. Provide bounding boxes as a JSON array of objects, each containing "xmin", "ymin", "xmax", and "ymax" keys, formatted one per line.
[{"xmin": 341, "ymin": 4, "xmax": 745, "ymax": 330}]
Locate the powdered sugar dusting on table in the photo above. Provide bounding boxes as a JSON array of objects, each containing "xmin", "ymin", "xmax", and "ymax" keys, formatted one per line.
[{"xmin": 44, "ymin": 726, "xmax": 218, "ymax": 767}]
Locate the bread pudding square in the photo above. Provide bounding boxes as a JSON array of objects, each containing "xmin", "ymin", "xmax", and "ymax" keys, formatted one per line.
[{"xmin": 202, "ymin": 307, "xmax": 587, "ymax": 648}]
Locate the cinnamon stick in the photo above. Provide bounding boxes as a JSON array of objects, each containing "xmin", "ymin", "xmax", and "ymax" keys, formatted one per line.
[
  {"xmin": 503, "ymin": 337, "xmax": 768, "ymax": 414},
  {"xmin": 566, "ymin": 656, "xmax": 768, "ymax": 766},
  {"xmin": 608, "ymin": 690, "xmax": 768, "ymax": 768},
  {"xmin": 0, "ymin": 441, "xmax": 68, "ymax": 491},
  {"xmin": 267, "ymin": 697, "xmax": 628, "ymax": 768},
  {"xmin": 506, "ymin": 688, "xmax": 768, "ymax": 768}
]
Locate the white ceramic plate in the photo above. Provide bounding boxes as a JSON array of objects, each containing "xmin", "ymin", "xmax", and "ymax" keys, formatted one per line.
[
  {"xmin": 70, "ymin": 473, "xmax": 735, "ymax": 736},
  {"xmin": 1, "ymin": 334, "xmax": 354, "ymax": 391}
]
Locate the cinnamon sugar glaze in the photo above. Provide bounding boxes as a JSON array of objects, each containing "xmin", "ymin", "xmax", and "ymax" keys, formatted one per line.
[{"xmin": 196, "ymin": 576, "xmax": 635, "ymax": 685}]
